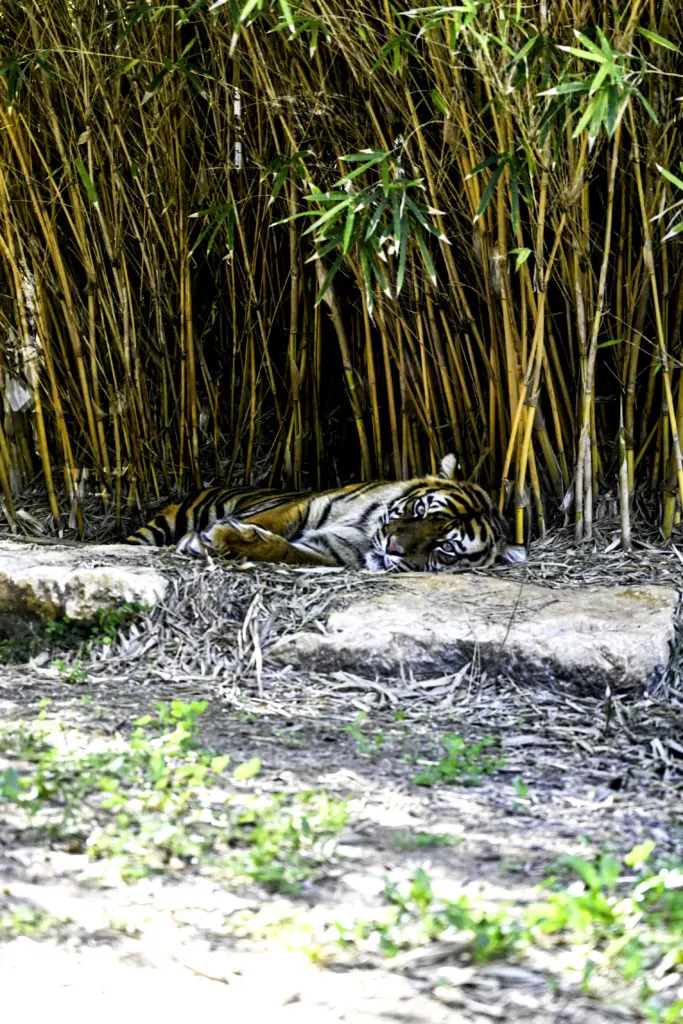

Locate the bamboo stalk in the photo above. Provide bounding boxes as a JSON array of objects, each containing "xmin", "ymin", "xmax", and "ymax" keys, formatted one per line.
[{"xmin": 575, "ymin": 126, "xmax": 622, "ymax": 542}]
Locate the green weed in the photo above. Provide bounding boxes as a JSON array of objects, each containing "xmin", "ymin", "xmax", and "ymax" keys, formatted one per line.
[
  {"xmin": 346, "ymin": 714, "xmax": 385, "ymax": 760},
  {"xmin": 0, "ymin": 906, "xmax": 69, "ymax": 940},
  {"xmin": 341, "ymin": 842, "xmax": 683, "ymax": 1020},
  {"xmin": 50, "ymin": 659, "xmax": 87, "ymax": 685},
  {"xmin": 0, "ymin": 603, "xmax": 148, "ymax": 666},
  {"xmin": 0, "ymin": 701, "xmax": 348, "ymax": 891},
  {"xmin": 392, "ymin": 831, "xmax": 460, "ymax": 851},
  {"xmin": 413, "ymin": 734, "xmax": 504, "ymax": 786}
]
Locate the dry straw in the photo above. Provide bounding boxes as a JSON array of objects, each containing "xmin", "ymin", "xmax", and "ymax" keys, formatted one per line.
[{"xmin": 0, "ymin": 0, "xmax": 681, "ymax": 546}]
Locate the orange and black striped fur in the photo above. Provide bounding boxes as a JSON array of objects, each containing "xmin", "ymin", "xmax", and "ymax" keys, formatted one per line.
[{"xmin": 127, "ymin": 454, "xmax": 526, "ymax": 572}]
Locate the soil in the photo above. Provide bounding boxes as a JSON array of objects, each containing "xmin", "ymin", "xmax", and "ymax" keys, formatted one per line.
[{"xmin": 0, "ymin": 539, "xmax": 682, "ymax": 1022}]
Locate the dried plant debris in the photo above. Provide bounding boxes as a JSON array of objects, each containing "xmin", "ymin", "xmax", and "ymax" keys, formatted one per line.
[{"xmin": 0, "ymin": 529, "xmax": 682, "ymax": 1023}]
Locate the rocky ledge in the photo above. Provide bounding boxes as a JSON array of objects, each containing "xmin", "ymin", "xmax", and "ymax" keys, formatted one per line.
[
  {"xmin": 0, "ymin": 541, "xmax": 168, "ymax": 619},
  {"xmin": 0, "ymin": 540, "xmax": 679, "ymax": 691},
  {"xmin": 270, "ymin": 573, "xmax": 680, "ymax": 692}
]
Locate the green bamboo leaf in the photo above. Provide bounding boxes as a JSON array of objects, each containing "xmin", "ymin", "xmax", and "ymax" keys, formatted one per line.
[
  {"xmin": 632, "ymin": 87, "xmax": 658, "ymax": 125},
  {"xmin": 380, "ymin": 157, "xmax": 390, "ymax": 195},
  {"xmin": 487, "ymin": 33, "xmax": 515, "ymax": 58},
  {"xmin": 369, "ymin": 250, "xmax": 390, "ymax": 295},
  {"xmin": 364, "ymin": 197, "xmax": 389, "ymax": 240},
  {"xmin": 337, "ymin": 162, "xmax": 382, "ymax": 184},
  {"xmin": 278, "ymin": 0, "xmax": 295, "ymax": 33},
  {"xmin": 239, "ymin": 0, "xmax": 263, "ymax": 24},
  {"xmin": 637, "ymin": 27, "xmax": 680, "ymax": 53},
  {"xmin": 342, "ymin": 206, "xmax": 356, "ymax": 254},
  {"xmin": 209, "ymin": 207, "xmax": 232, "ymax": 253},
  {"xmin": 575, "ymin": 31, "xmax": 610, "ymax": 59},
  {"xmin": 589, "ymin": 89, "xmax": 607, "ymax": 139},
  {"xmin": 272, "ymin": 210, "xmax": 317, "ymax": 227},
  {"xmin": 594, "ymin": 27, "xmax": 615, "ymax": 60},
  {"xmin": 597, "ymin": 335, "xmax": 625, "ymax": 349},
  {"xmin": 309, "ymin": 21, "xmax": 319, "ymax": 55},
  {"xmin": 510, "ymin": 173, "xmax": 520, "ymax": 234},
  {"xmin": 509, "ymin": 247, "xmax": 531, "ymax": 270},
  {"xmin": 0, "ymin": 58, "xmax": 21, "ymax": 108},
  {"xmin": 473, "ymin": 162, "xmax": 505, "ymax": 222},
  {"xmin": 302, "ymin": 199, "xmax": 351, "ymax": 236},
  {"xmin": 560, "ymin": 45, "xmax": 607, "ymax": 64},
  {"xmin": 141, "ymin": 63, "xmax": 172, "ymax": 104},
  {"xmin": 396, "ymin": 216, "xmax": 409, "ymax": 296},
  {"xmin": 572, "ymin": 98, "xmax": 596, "ymax": 138},
  {"xmin": 467, "ymin": 153, "xmax": 500, "ymax": 178},
  {"xmin": 430, "ymin": 89, "xmax": 449, "ymax": 115},
  {"xmin": 270, "ymin": 163, "xmax": 290, "ymax": 201},
  {"xmin": 404, "ymin": 197, "xmax": 441, "ymax": 237},
  {"xmin": 510, "ymin": 34, "xmax": 539, "ymax": 63},
  {"xmin": 360, "ymin": 247, "xmax": 374, "ymax": 311},
  {"xmin": 589, "ymin": 61, "xmax": 609, "ymax": 95},
  {"xmin": 413, "ymin": 225, "xmax": 436, "ymax": 285},
  {"xmin": 305, "ymin": 190, "xmax": 349, "ymax": 202},
  {"xmin": 341, "ymin": 150, "xmax": 388, "ymax": 162},
  {"xmin": 372, "ymin": 34, "xmax": 420, "ymax": 73},
  {"xmin": 390, "ymin": 190, "xmax": 401, "ymax": 244},
  {"xmin": 117, "ymin": 58, "xmax": 141, "ymax": 75},
  {"xmin": 311, "ymin": 235, "xmax": 344, "ymax": 260},
  {"xmin": 605, "ymin": 84, "xmax": 621, "ymax": 137},
  {"xmin": 314, "ymin": 252, "xmax": 345, "ymax": 305},
  {"xmin": 33, "ymin": 55, "xmax": 56, "ymax": 81},
  {"xmin": 657, "ymin": 164, "xmax": 683, "ymax": 192},
  {"xmin": 663, "ymin": 222, "xmax": 683, "ymax": 242},
  {"xmin": 539, "ymin": 81, "xmax": 590, "ymax": 96},
  {"xmin": 75, "ymin": 157, "xmax": 99, "ymax": 203}
]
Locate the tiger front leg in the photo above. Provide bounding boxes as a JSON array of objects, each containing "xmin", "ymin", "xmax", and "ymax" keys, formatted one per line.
[{"xmin": 201, "ymin": 518, "xmax": 339, "ymax": 567}]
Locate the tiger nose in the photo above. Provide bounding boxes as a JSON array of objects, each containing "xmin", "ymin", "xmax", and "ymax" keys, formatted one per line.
[{"xmin": 386, "ymin": 534, "xmax": 404, "ymax": 555}]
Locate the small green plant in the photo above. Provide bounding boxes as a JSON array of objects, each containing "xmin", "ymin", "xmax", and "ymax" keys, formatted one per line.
[
  {"xmin": 392, "ymin": 831, "xmax": 460, "ymax": 851},
  {"xmin": 345, "ymin": 714, "xmax": 385, "ymax": 760},
  {"xmin": 135, "ymin": 699, "xmax": 208, "ymax": 740},
  {"xmin": 0, "ymin": 604, "xmax": 148, "ymax": 666},
  {"xmin": 0, "ymin": 906, "xmax": 69, "ymax": 940},
  {"xmin": 512, "ymin": 777, "xmax": 529, "ymax": 799},
  {"xmin": 344, "ymin": 842, "xmax": 683, "ymax": 1020},
  {"xmin": 0, "ymin": 701, "xmax": 348, "ymax": 891},
  {"xmin": 339, "ymin": 867, "xmax": 522, "ymax": 962},
  {"xmin": 413, "ymin": 734, "xmax": 504, "ymax": 786},
  {"xmin": 88, "ymin": 603, "xmax": 149, "ymax": 645},
  {"xmin": 51, "ymin": 659, "xmax": 87, "ymax": 684}
]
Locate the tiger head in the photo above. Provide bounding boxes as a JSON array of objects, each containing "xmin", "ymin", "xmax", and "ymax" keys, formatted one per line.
[{"xmin": 364, "ymin": 454, "xmax": 527, "ymax": 573}]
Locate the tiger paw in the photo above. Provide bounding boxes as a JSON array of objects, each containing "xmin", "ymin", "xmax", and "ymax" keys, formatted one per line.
[
  {"xmin": 176, "ymin": 532, "xmax": 209, "ymax": 558},
  {"xmin": 201, "ymin": 518, "xmax": 277, "ymax": 558}
]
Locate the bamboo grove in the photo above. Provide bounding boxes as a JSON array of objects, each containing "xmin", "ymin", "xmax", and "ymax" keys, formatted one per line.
[{"xmin": 0, "ymin": 0, "xmax": 682, "ymax": 545}]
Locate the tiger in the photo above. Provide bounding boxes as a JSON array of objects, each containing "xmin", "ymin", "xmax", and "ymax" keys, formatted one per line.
[{"xmin": 126, "ymin": 454, "xmax": 527, "ymax": 572}]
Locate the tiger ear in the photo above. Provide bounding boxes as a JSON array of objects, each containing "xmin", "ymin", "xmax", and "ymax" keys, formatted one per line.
[{"xmin": 439, "ymin": 453, "xmax": 458, "ymax": 479}]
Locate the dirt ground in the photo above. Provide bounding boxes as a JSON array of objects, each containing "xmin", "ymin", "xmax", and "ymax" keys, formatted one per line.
[{"xmin": 1, "ymin": 538, "xmax": 682, "ymax": 1022}]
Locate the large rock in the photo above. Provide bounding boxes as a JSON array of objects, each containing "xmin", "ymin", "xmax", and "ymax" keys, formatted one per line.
[
  {"xmin": 0, "ymin": 542, "xmax": 168, "ymax": 619},
  {"xmin": 270, "ymin": 575, "xmax": 680, "ymax": 690}
]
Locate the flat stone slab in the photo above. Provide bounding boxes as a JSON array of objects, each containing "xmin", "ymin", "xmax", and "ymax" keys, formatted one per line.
[
  {"xmin": 270, "ymin": 575, "xmax": 681, "ymax": 690},
  {"xmin": 0, "ymin": 542, "xmax": 168, "ymax": 619}
]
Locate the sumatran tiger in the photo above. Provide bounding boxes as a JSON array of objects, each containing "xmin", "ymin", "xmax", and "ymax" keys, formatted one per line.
[{"xmin": 126, "ymin": 454, "xmax": 526, "ymax": 572}]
